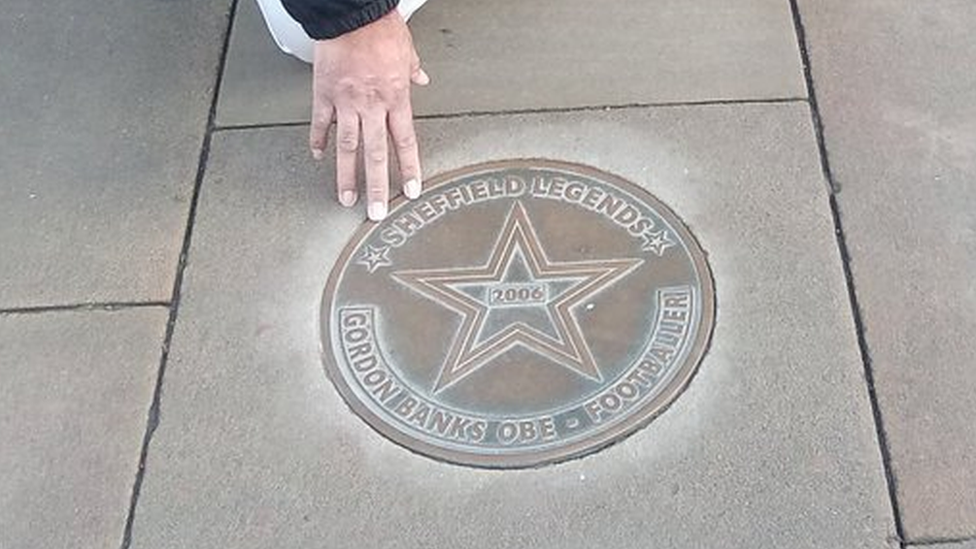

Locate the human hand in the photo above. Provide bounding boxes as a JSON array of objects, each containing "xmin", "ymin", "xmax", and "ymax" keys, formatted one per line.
[{"xmin": 310, "ymin": 10, "xmax": 429, "ymax": 221}]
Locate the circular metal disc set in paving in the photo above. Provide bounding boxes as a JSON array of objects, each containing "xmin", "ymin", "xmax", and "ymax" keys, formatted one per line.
[{"xmin": 321, "ymin": 160, "xmax": 714, "ymax": 468}]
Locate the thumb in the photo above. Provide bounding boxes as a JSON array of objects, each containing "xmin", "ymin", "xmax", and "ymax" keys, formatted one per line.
[
  {"xmin": 411, "ymin": 66, "xmax": 430, "ymax": 86},
  {"xmin": 410, "ymin": 50, "xmax": 429, "ymax": 86}
]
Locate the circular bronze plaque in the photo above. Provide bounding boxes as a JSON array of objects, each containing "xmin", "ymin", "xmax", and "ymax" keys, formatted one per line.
[{"xmin": 321, "ymin": 160, "xmax": 714, "ymax": 468}]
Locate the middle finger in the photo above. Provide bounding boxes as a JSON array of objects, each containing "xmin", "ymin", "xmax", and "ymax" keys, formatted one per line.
[{"xmin": 362, "ymin": 111, "xmax": 390, "ymax": 221}]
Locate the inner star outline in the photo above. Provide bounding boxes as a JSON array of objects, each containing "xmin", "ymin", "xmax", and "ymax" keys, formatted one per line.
[{"xmin": 391, "ymin": 202, "xmax": 643, "ymax": 394}]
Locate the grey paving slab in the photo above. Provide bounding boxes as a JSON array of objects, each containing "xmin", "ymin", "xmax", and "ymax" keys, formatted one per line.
[
  {"xmin": 216, "ymin": 0, "xmax": 310, "ymax": 127},
  {"xmin": 0, "ymin": 0, "xmax": 232, "ymax": 309},
  {"xmin": 798, "ymin": 0, "xmax": 976, "ymax": 541},
  {"xmin": 216, "ymin": 0, "xmax": 806, "ymax": 126},
  {"xmin": 0, "ymin": 308, "xmax": 166, "ymax": 549},
  {"xmin": 130, "ymin": 105, "xmax": 894, "ymax": 548}
]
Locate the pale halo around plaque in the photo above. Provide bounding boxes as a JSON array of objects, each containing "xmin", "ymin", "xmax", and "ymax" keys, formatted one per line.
[{"xmin": 321, "ymin": 160, "xmax": 715, "ymax": 468}]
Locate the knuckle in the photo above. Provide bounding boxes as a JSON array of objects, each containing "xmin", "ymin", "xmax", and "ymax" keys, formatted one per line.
[
  {"xmin": 365, "ymin": 88, "xmax": 383, "ymax": 106},
  {"xmin": 337, "ymin": 131, "xmax": 359, "ymax": 153},
  {"xmin": 336, "ymin": 79, "xmax": 359, "ymax": 97},
  {"xmin": 312, "ymin": 112, "xmax": 332, "ymax": 128},
  {"xmin": 366, "ymin": 147, "xmax": 387, "ymax": 165},
  {"xmin": 394, "ymin": 131, "xmax": 417, "ymax": 150},
  {"xmin": 390, "ymin": 78, "xmax": 409, "ymax": 96}
]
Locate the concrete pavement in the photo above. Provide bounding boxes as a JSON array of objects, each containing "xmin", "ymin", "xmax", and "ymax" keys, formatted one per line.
[{"xmin": 2, "ymin": 0, "xmax": 974, "ymax": 547}]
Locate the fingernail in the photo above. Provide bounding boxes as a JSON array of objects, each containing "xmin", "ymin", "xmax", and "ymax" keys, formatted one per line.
[
  {"xmin": 415, "ymin": 69, "xmax": 430, "ymax": 86},
  {"xmin": 312, "ymin": 149, "xmax": 324, "ymax": 160},
  {"xmin": 404, "ymin": 178, "xmax": 421, "ymax": 199},
  {"xmin": 368, "ymin": 201, "xmax": 387, "ymax": 221},
  {"xmin": 340, "ymin": 190, "xmax": 357, "ymax": 207}
]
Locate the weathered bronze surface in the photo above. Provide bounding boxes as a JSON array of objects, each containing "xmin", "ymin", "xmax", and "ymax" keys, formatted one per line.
[{"xmin": 321, "ymin": 160, "xmax": 714, "ymax": 468}]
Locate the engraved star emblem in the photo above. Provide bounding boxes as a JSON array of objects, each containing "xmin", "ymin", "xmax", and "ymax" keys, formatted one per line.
[
  {"xmin": 392, "ymin": 202, "xmax": 642, "ymax": 393},
  {"xmin": 357, "ymin": 245, "xmax": 393, "ymax": 273},
  {"xmin": 642, "ymin": 230, "xmax": 675, "ymax": 256}
]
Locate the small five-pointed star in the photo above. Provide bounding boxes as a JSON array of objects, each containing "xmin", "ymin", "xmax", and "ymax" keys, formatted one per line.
[
  {"xmin": 356, "ymin": 245, "xmax": 393, "ymax": 273},
  {"xmin": 642, "ymin": 230, "xmax": 675, "ymax": 256},
  {"xmin": 393, "ymin": 202, "xmax": 643, "ymax": 393}
]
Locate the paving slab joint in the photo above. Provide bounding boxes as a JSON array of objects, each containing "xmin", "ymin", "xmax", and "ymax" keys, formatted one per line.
[
  {"xmin": 788, "ymin": 0, "xmax": 906, "ymax": 544},
  {"xmin": 117, "ymin": 1, "xmax": 239, "ymax": 548},
  {"xmin": 0, "ymin": 301, "xmax": 170, "ymax": 316},
  {"xmin": 211, "ymin": 97, "xmax": 810, "ymax": 133},
  {"xmin": 906, "ymin": 534, "xmax": 976, "ymax": 547},
  {"xmin": 786, "ymin": 0, "xmax": 839, "ymax": 196},
  {"xmin": 829, "ymin": 159, "xmax": 909, "ymax": 549}
]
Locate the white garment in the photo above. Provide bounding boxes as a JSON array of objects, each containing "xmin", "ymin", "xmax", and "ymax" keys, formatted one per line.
[{"xmin": 255, "ymin": 0, "xmax": 429, "ymax": 63}]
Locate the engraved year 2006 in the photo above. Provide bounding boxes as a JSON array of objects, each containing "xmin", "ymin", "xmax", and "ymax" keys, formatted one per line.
[{"xmin": 487, "ymin": 283, "xmax": 548, "ymax": 307}]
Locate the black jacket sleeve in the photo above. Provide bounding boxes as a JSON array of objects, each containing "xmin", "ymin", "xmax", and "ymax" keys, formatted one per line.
[{"xmin": 281, "ymin": 0, "xmax": 399, "ymax": 40}]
